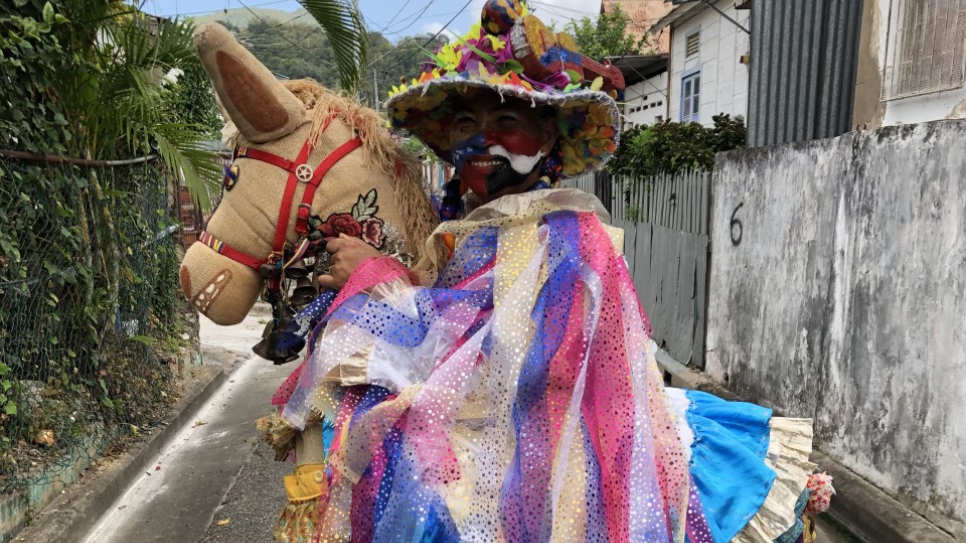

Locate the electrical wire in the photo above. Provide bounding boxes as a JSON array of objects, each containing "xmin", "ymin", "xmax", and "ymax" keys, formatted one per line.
[
  {"xmin": 373, "ymin": 0, "xmax": 416, "ymax": 34},
  {"xmin": 527, "ymin": 0, "xmax": 597, "ymax": 17},
  {"xmin": 379, "ymin": 0, "xmax": 440, "ymax": 37},
  {"xmin": 376, "ymin": 0, "xmax": 474, "ymax": 75},
  {"xmin": 161, "ymin": 0, "xmax": 295, "ymax": 18},
  {"xmin": 378, "ymin": 8, "xmax": 466, "ymax": 36},
  {"xmin": 528, "ymin": 0, "xmax": 654, "ymax": 31},
  {"xmin": 238, "ymin": 0, "xmax": 329, "ymax": 67}
]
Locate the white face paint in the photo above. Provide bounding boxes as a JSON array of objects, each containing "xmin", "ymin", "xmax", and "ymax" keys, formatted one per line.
[{"xmin": 489, "ymin": 145, "xmax": 546, "ymax": 175}]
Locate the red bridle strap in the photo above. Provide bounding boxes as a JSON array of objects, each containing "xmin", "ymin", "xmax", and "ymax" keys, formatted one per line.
[
  {"xmin": 271, "ymin": 139, "xmax": 314, "ymax": 255},
  {"xmin": 199, "ymin": 126, "xmax": 362, "ymax": 274},
  {"xmin": 198, "ymin": 231, "xmax": 265, "ymax": 270},
  {"xmin": 236, "ymin": 146, "xmax": 297, "ymax": 173},
  {"xmin": 294, "ymin": 136, "xmax": 363, "ymax": 236}
]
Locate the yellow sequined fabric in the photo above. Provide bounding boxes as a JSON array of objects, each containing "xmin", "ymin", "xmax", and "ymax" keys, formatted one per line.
[{"xmin": 273, "ymin": 463, "xmax": 327, "ymax": 543}]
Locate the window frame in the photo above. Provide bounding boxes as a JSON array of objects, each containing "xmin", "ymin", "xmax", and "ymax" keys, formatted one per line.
[
  {"xmin": 881, "ymin": 0, "xmax": 966, "ymax": 101},
  {"xmin": 680, "ymin": 69, "xmax": 701, "ymax": 123}
]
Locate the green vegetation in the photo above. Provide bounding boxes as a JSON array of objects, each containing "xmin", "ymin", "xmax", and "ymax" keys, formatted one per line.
[
  {"xmin": 0, "ymin": 0, "xmax": 208, "ymax": 497},
  {"xmin": 565, "ymin": 5, "xmax": 648, "ymax": 60},
  {"xmin": 213, "ymin": 13, "xmax": 445, "ymax": 109},
  {"xmin": 607, "ymin": 115, "xmax": 747, "ymax": 177}
]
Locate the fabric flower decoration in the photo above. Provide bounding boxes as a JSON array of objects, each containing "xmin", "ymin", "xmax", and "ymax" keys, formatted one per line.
[
  {"xmin": 361, "ymin": 218, "xmax": 386, "ymax": 248},
  {"xmin": 318, "ymin": 213, "xmax": 362, "ymax": 238}
]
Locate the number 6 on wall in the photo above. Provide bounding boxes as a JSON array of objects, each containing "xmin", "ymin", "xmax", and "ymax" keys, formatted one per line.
[{"xmin": 730, "ymin": 202, "xmax": 743, "ymax": 247}]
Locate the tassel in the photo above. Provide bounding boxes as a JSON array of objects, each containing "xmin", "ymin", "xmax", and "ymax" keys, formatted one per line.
[{"xmin": 806, "ymin": 472, "xmax": 835, "ymax": 515}]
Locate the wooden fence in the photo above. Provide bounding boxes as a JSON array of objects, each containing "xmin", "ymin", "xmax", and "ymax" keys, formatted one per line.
[{"xmin": 563, "ymin": 170, "xmax": 712, "ymax": 368}]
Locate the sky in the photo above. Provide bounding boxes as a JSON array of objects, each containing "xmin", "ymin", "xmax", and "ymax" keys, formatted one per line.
[{"xmin": 143, "ymin": 0, "xmax": 603, "ymax": 42}]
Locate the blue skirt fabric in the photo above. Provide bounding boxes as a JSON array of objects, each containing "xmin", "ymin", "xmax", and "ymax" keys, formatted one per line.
[{"xmin": 684, "ymin": 390, "xmax": 777, "ymax": 543}]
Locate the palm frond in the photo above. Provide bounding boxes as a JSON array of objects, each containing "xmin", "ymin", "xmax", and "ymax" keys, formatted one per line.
[
  {"xmin": 298, "ymin": 0, "xmax": 368, "ymax": 92},
  {"xmin": 152, "ymin": 124, "xmax": 223, "ymax": 212}
]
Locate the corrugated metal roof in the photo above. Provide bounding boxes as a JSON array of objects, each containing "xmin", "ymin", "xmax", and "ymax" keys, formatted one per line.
[{"xmin": 605, "ymin": 54, "xmax": 669, "ymax": 85}]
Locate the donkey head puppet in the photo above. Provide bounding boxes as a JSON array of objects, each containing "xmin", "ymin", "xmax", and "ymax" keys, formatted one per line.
[{"xmin": 181, "ymin": 23, "xmax": 437, "ymax": 328}]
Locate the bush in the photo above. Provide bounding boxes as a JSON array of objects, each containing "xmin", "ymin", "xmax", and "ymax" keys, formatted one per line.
[{"xmin": 608, "ymin": 114, "xmax": 746, "ymax": 177}]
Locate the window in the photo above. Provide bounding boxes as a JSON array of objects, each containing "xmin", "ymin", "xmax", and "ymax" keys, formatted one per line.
[
  {"xmin": 686, "ymin": 31, "xmax": 700, "ymax": 59},
  {"xmin": 681, "ymin": 72, "xmax": 700, "ymax": 123},
  {"xmin": 882, "ymin": 0, "xmax": 966, "ymax": 100}
]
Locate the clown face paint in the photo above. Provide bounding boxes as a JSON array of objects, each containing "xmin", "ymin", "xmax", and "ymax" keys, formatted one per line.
[
  {"xmin": 489, "ymin": 144, "xmax": 545, "ymax": 174},
  {"xmin": 452, "ymin": 127, "xmax": 549, "ymax": 197}
]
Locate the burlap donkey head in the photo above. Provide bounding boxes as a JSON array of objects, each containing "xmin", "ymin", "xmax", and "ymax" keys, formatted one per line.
[{"xmin": 181, "ymin": 23, "xmax": 437, "ymax": 325}]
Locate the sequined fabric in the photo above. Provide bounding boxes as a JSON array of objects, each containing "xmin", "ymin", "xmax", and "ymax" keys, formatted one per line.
[{"xmin": 282, "ymin": 190, "xmax": 702, "ymax": 542}]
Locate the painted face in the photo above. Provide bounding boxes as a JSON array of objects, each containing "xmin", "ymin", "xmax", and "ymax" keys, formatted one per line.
[{"xmin": 448, "ymin": 94, "xmax": 557, "ymax": 198}]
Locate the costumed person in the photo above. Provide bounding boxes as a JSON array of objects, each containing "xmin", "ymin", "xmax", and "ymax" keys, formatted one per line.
[{"xmin": 266, "ymin": 1, "xmax": 834, "ymax": 541}]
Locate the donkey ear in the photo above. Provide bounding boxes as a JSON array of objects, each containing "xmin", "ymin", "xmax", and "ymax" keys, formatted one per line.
[{"xmin": 193, "ymin": 23, "xmax": 305, "ymax": 143}]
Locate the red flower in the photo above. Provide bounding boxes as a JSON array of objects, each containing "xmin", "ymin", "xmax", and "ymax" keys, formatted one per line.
[
  {"xmin": 318, "ymin": 213, "xmax": 362, "ymax": 238},
  {"xmin": 361, "ymin": 218, "xmax": 386, "ymax": 248}
]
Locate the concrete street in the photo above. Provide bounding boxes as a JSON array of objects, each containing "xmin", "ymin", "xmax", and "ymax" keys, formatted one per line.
[
  {"xmin": 78, "ymin": 308, "xmax": 861, "ymax": 543},
  {"xmin": 80, "ymin": 307, "xmax": 291, "ymax": 543}
]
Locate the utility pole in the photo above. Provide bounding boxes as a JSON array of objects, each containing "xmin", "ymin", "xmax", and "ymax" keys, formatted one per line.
[{"xmin": 373, "ymin": 71, "xmax": 379, "ymax": 111}]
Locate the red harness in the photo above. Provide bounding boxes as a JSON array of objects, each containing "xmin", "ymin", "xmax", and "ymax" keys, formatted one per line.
[{"xmin": 198, "ymin": 130, "xmax": 363, "ymax": 274}]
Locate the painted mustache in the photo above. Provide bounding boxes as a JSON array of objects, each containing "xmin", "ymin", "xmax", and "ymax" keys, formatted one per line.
[{"xmin": 452, "ymin": 132, "xmax": 547, "ymax": 196}]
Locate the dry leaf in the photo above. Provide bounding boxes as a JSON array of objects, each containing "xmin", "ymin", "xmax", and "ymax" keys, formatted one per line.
[
  {"xmin": 35, "ymin": 429, "xmax": 54, "ymax": 447},
  {"xmin": 193, "ymin": 420, "xmax": 208, "ymax": 427},
  {"xmin": 216, "ymin": 519, "xmax": 230, "ymax": 526}
]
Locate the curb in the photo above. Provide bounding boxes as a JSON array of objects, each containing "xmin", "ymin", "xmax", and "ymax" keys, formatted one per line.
[
  {"xmin": 654, "ymin": 349, "xmax": 958, "ymax": 543},
  {"xmin": 812, "ymin": 452, "xmax": 958, "ymax": 543},
  {"xmin": 12, "ymin": 364, "xmax": 230, "ymax": 543}
]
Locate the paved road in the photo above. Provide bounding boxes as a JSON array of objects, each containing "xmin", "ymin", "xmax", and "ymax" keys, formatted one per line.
[
  {"xmin": 81, "ymin": 308, "xmax": 293, "ymax": 543},
  {"xmin": 79, "ymin": 306, "xmax": 863, "ymax": 543}
]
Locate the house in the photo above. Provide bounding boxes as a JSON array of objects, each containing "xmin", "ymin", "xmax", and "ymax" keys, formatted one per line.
[
  {"xmin": 650, "ymin": 0, "xmax": 751, "ymax": 126},
  {"xmin": 609, "ymin": 54, "xmax": 669, "ymax": 128},
  {"xmin": 600, "ymin": 0, "xmax": 676, "ymax": 53},
  {"xmin": 853, "ymin": 0, "xmax": 966, "ymax": 128}
]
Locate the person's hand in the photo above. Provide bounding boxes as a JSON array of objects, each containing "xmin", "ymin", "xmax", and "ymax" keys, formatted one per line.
[{"xmin": 316, "ymin": 234, "xmax": 382, "ymax": 291}]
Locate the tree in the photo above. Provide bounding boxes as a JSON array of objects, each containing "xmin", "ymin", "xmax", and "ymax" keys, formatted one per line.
[
  {"xmin": 565, "ymin": 5, "xmax": 641, "ymax": 60},
  {"xmin": 227, "ymin": 20, "xmax": 445, "ymax": 110},
  {"xmin": 15, "ymin": 0, "xmax": 224, "ymax": 208}
]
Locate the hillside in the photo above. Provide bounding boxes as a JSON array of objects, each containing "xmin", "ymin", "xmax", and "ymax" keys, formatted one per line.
[
  {"xmin": 182, "ymin": 14, "xmax": 447, "ymax": 107},
  {"xmin": 192, "ymin": 7, "xmax": 317, "ymax": 30}
]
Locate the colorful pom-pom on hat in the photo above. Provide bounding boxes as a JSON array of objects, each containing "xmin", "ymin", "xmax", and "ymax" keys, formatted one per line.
[{"xmin": 384, "ymin": 0, "xmax": 626, "ymax": 178}]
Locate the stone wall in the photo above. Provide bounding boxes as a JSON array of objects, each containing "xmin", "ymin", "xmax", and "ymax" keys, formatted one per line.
[{"xmin": 706, "ymin": 121, "xmax": 966, "ymax": 536}]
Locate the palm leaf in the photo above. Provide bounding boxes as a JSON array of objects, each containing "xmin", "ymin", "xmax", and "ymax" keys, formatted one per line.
[
  {"xmin": 298, "ymin": 0, "xmax": 368, "ymax": 92},
  {"xmin": 152, "ymin": 124, "xmax": 222, "ymax": 212}
]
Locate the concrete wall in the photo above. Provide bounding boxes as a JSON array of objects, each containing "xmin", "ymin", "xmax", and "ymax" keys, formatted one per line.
[
  {"xmin": 624, "ymin": 72, "xmax": 669, "ymax": 128},
  {"xmin": 706, "ymin": 121, "xmax": 966, "ymax": 537},
  {"xmin": 668, "ymin": 0, "xmax": 749, "ymax": 126},
  {"xmin": 853, "ymin": 0, "xmax": 966, "ymax": 129}
]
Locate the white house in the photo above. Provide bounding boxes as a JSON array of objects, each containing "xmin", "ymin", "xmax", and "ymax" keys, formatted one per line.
[
  {"xmin": 608, "ymin": 54, "xmax": 669, "ymax": 128},
  {"xmin": 853, "ymin": 0, "xmax": 966, "ymax": 128},
  {"xmin": 651, "ymin": 0, "xmax": 751, "ymax": 126}
]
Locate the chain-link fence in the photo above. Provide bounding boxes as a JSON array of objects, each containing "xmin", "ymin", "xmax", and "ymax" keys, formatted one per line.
[{"xmin": 0, "ymin": 154, "xmax": 189, "ymax": 533}]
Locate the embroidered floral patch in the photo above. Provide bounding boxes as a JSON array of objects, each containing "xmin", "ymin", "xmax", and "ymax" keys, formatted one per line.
[{"xmin": 315, "ymin": 189, "xmax": 387, "ymax": 250}]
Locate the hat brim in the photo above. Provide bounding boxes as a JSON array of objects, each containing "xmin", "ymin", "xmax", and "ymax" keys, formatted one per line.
[{"xmin": 385, "ymin": 78, "xmax": 621, "ymax": 178}]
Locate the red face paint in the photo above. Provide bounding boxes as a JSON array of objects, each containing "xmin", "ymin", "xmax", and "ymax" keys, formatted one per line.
[{"xmin": 483, "ymin": 129, "xmax": 544, "ymax": 156}]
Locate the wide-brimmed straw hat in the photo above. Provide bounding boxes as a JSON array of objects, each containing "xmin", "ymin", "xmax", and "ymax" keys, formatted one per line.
[{"xmin": 384, "ymin": 0, "xmax": 626, "ymax": 178}]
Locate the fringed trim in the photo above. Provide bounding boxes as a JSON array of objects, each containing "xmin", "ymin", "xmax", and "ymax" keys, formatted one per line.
[
  {"xmin": 734, "ymin": 418, "xmax": 816, "ymax": 543},
  {"xmin": 273, "ymin": 498, "xmax": 320, "ymax": 543},
  {"xmin": 273, "ymin": 463, "xmax": 328, "ymax": 543}
]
